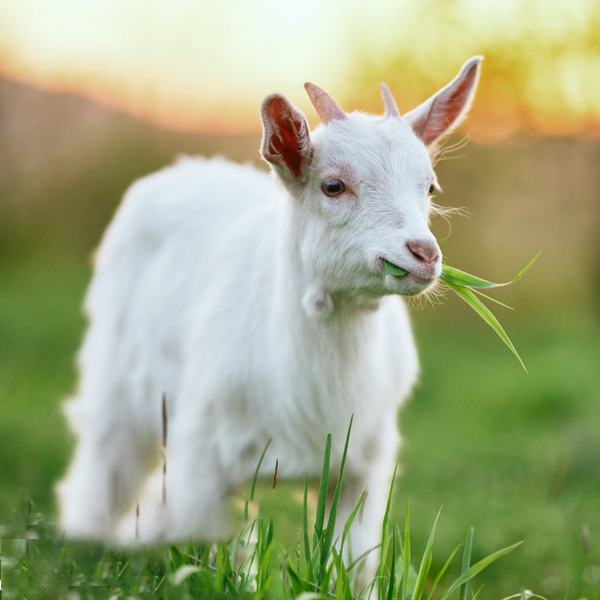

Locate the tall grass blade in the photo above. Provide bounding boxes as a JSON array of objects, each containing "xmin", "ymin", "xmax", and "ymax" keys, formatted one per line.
[
  {"xmin": 378, "ymin": 465, "xmax": 398, "ymax": 599},
  {"xmin": 332, "ymin": 547, "xmax": 353, "ymax": 600},
  {"xmin": 323, "ymin": 416, "xmax": 354, "ymax": 566},
  {"xmin": 303, "ymin": 476, "xmax": 312, "ymax": 569},
  {"xmin": 412, "ymin": 508, "xmax": 442, "ymax": 600},
  {"xmin": 286, "ymin": 558, "xmax": 305, "ymax": 597},
  {"xmin": 425, "ymin": 544, "xmax": 461, "ymax": 600},
  {"xmin": 244, "ymin": 438, "xmax": 272, "ymax": 520},
  {"xmin": 562, "ymin": 579, "xmax": 573, "ymax": 600},
  {"xmin": 459, "ymin": 527, "xmax": 474, "ymax": 600},
  {"xmin": 320, "ymin": 560, "xmax": 336, "ymax": 594},
  {"xmin": 200, "ymin": 544, "xmax": 212, "ymax": 568},
  {"xmin": 440, "ymin": 541, "xmax": 523, "ymax": 600},
  {"xmin": 169, "ymin": 546, "xmax": 184, "ymax": 569},
  {"xmin": 256, "ymin": 518, "xmax": 275, "ymax": 595},
  {"xmin": 311, "ymin": 433, "xmax": 332, "ymax": 585},
  {"xmin": 443, "ymin": 279, "xmax": 527, "ymax": 372},
  {"xmin": 472, "ymin": 585, "xmax": 484, "ymax": 600},
  {"xmin": 313, "ymin": 433, "xmax": 332, "ymax": 546},
  {"xmin": 401, "ymin": 498, "xmax": 411, "ymax": 600},
  {"xmin": 341, "ymin": 488, "xmax": 368, "ymax": 554},
  {"xmin": 386, "ymin": 527, "xmax": 397, "ymax": 600}
]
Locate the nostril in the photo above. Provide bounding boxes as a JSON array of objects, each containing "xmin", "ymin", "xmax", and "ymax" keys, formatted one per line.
[{"xmin": 406, "ymin": 240, "xmax": 440, "ymax": 265}]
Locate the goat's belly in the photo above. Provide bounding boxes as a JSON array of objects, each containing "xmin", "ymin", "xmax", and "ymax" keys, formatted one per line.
[
  {"xmin": 205, "ymin": 361, "xmax": 406, "ymax": 483},
  {"xmin": 168, "ymin": 301, "xmax": 418, "ymax": 484}
]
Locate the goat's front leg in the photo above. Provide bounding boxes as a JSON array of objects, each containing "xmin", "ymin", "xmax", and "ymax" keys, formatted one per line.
[
  {"xmin": 336, "ymin": 420, "xmax": 401, "ymax": 583},
  {"xmin": 331, "ymin": 460, "xmax": 396, "ymax": 588}
]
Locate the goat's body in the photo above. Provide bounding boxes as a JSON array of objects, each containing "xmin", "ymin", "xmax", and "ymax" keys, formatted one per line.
[
  {"xmin": 58, "ymin": 59, "xmax": 482, "ymax": 573},
  {"xmin": 59, "ymin": 157, "xmax": 418, "ymax": 547}
]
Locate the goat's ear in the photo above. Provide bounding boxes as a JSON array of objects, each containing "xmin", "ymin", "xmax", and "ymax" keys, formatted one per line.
[
  {"xmin": 261, "ymin": 94, "xmax": 313, "ymax": 184},
  {"xmin": 405, "ymin": 56, "xmax": 483, "ymax": 148}
]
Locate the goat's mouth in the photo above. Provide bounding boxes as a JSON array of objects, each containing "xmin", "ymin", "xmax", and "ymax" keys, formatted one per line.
[
  {"xmin": 382, "ymin": 258, "xmax": 408, "ymax": 278},
  {"xmin": 379, "ymin": 257, "xmax": 438, "ymax": 291}
]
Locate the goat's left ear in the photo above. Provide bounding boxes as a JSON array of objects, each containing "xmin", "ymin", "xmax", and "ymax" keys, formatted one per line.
[
  {"xmin": 261, "ymin": 94, "xmax": 313, "ymax": 185},
  {"xmin": 405, "ymin": 56, "xmax": 483, "ymax": 148}
]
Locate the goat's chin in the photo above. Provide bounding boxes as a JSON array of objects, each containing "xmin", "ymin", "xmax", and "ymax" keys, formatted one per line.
[
  {"xmin": 385, "ymin": 274, "xmax": 438, "ymax": 297},
  {"xmin": 325, "ymin": 273, "xmax": 438, "ymax": 304},
  {"xmin": 396, "ymin": 284, "xmax": 435, "ymax": 297}
]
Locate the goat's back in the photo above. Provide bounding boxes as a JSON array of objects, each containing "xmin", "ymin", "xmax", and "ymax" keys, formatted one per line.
[{"xmin": 74, "ymin": 158, "xmax": 281, "ymax": 430}]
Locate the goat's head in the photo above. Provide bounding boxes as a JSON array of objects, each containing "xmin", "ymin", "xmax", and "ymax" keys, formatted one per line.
[{"xmin": 261, "ymin": 57, "xmax": 482, "ymax": 305}]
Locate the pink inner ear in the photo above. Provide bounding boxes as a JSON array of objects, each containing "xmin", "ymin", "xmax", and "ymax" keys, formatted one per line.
[
  {"xmin": 265, "ymin": 98, "xmax": 309, "ymax": 179},
  {"xmin": 417, "ymin": 62, "xmax": 480, "ymax": 146},
  {"xmin": 438, "ymin": 75, "xmax": 472, "ymax": 128}
]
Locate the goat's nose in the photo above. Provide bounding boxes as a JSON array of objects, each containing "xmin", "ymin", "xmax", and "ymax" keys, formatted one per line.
[{"xmin": 406, "ymin": 240, "xmax": 440, "ymax": 265}]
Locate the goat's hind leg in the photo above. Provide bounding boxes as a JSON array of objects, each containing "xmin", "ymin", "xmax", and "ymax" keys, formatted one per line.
[{"xmin": 57, "ymin": 400, "xmax": 158, "ymax": 541}]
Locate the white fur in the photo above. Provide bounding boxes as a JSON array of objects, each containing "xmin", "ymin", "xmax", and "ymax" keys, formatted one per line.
[{"xmin": 57, "ymin": 58, "xmax": 481, "ymax": 571}]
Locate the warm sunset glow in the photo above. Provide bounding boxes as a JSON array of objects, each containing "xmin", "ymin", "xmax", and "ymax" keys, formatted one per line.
[{"xmin": 0, "ymin": 0, "xmax": 598, "ymax": 138}]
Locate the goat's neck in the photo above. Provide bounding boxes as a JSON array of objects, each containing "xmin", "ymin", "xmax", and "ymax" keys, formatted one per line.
[
  {"xmin": 274, "ymin": 201, "xmax": 378, "ymax": 334},
  {"xmin": 268, "ymin": 201, "xmax": 390, "ymax": 428}
]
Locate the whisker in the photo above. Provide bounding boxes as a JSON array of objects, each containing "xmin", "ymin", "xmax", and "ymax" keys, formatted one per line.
[
  {"xmin": 409, "ymin": 281, "xmax": 448, "ymax": 311},
  {"xmin": 430, "ymin": 203, "xmax": 470, "ymax": 242},
  {"xmin": 432, "ymin": 134, "xmax": 470, "ymax": 166}
]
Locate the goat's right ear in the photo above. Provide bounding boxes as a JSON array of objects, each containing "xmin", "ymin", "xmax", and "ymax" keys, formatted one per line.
[
  {"xmin": 405, "ymin": 56, "xmax": 483, "ymax": 148},
  {"xmin": 261, "ymin": 94, "xmax": 313, "ymax": 185}
]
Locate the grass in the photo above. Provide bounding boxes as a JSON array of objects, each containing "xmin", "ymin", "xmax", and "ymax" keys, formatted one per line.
[
  {"xmin": 1, "ymin": 250, "xmax": 599, "ymax": 598},
  {"xmin": 0, "ymin": 250, "xmax": 88, "ymax": 512},
  {"xmin": 385, "ymin": 256, "xmax": 539, "ymax": 371},
  {"xmin": 403, "ymin": 309, "xmax": 600, "ymax": 599},
  {"xmin": 2, "ymin": 425, "xmax": 524, "ymax": 599}
]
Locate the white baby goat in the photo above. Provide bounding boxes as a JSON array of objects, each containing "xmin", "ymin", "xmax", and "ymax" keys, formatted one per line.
[{"xmin": 57, "ymin": 57, "xmax": 482, "ymax": 567}]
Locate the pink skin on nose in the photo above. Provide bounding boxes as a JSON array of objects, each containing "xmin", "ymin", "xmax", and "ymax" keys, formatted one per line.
[
  {"xmin": 406, "ymin": 240, "xmax": 440, "ymax": 275},
  {"xmin": 406, "ymin": 240, "xmax": 440, "ymax": 264}
]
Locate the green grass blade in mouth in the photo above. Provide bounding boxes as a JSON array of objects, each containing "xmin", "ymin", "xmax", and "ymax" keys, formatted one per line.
[
  {"xmin": 511, "ymin": 252, "xmax": 540, "ymax": 283},
  {"xmin": 443, "ymin": 279, "xmax": 527, "ymax": 372},
  {"xmin": 440, "ymin": 254, "xmax": 539, "ymax": 289},
  {"xmin": 383, "ymin": 259, "xmax": 408, "ymax": 277},
  {"xmin": 471, "ymin": 288, "xmax": 514, "ymax": 310},
  {"xmin": 440, "ymin": 265, "xmax": 500, "ymax": 288},
  {"xmin": 439, "ymin": 255, "xmax": 538, "ymax": 371}
]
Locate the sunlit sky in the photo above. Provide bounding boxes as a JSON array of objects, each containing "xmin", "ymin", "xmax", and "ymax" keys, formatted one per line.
[{"xmin": 0, "ymin": 0, "xmax": 598, "ymax": 139}]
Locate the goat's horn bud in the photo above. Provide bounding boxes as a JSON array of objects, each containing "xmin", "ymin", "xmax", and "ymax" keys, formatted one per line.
[
  {"xmin": 304, "ymin": 82, "xmax": 346, "ymax": 124},
  {"xmin": 380, "ymin": 83, "xmax": 401, "ymax": 118}
]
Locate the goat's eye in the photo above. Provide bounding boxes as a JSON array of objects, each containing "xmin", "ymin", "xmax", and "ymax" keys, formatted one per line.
[
  {"xmin": 322, "ymin": 178, "xmax": 346, "ymax": 197},
  {"xmin": 428, "ymin": 184, "xmax": 435, "ymax": 195}
]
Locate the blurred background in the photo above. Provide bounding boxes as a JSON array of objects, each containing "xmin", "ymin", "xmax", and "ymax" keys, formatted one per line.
[{"xmin": 0, "ymin": 0, "xmax": 599, "ymax": 597}]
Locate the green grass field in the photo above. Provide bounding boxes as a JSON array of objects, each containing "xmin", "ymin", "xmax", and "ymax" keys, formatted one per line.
[{"xmin": 1, "ymin": 249, "xmax": 599, "ymax": 599}]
